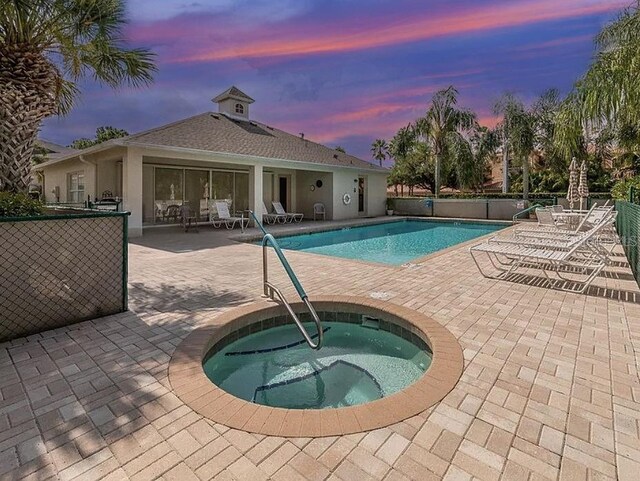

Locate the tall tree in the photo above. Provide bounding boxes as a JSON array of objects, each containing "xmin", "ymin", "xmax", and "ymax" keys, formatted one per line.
[
  {"xmin": 0, "ymin": 0, "xmax": 156, "ymax": 193},
  {"xmin": 388, "ymin": 125, "xmax": 414, "ymax": 195},
  {"xmin": 494, "ymin": 94, "xmax": 535, "ymax": 199},
  {"xmin": 371, "ymin": 138, "xmax": 389, "ymax": 167},
  {"xmin": 414, "ymin": 86, "xmax": 476, "ymax": 197},
  {"xmin": 70, "ymin": 126, "xmax": 129, "ymax": 150}
]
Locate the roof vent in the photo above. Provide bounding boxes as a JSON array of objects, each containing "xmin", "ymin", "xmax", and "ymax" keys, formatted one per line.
[
  {"xmin": 211, "ymin": 114, "xmax": 219, "ymax": 119},
  {"xmin": 333, "ymin": 154, "xmax": 339, "ymax": 159},
  {"xmin": 299, "ymin": 132, "xmax": 304, "ymax": 139}
]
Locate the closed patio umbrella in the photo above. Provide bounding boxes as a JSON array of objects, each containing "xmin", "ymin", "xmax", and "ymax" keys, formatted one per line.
[
  {"xmin": 566, "ymin": 157, "xmax": 580, "ymax": 210},
  {"xmin": 578, "ymin": 159, "xmax": 589, "ymax": 210}
]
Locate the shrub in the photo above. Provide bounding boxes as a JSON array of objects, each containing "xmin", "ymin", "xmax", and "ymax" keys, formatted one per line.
[
  {"xmin": 611, "ymin": 176, "xmax": 640, "ymax": 201},
  {"xmin": 387, "ymin": 192, "xmax": 611, "ymax": 200},
  {"xmin": 0, "ymin": 192, "xmax": 44, "ymax": 217}
]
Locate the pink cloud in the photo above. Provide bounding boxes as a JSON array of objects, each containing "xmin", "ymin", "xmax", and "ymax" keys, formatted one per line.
[{"xmin": 170, "ymin": 0, "xmax": 622, "ymax": 63}]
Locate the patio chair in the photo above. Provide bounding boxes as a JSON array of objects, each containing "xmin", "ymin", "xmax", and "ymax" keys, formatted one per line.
[
  {"xmin": 180, "ymin": 205, "xmax": 199, "ymax": 233},
  {"xmin": 518, "ymin": 205, "xmax": 599, "ymax": 234},
  {"xmin": 165, "ymin": 204, "xmax": 181, "ymax": 223},
  {"xmin": 272, "ymin": 201, "xmax": 303, "ymax": 223},
  {"xmin": 469, "ymin": 218, "xmax": 613, "ymax": 293},
  {"xmin": 262, "ymin": 202, "xmax": 286, "ymax": 225},
  {"xmin": 534, "ymin": 208, "xmax": 557, "ymax": 227},
  {"xmin": 211, "ymin": 201, "xmax": 249, "ymax": 229},
  {"xmin": 313, "ymin": 203, "xmax": 326, "ymax": 221}
]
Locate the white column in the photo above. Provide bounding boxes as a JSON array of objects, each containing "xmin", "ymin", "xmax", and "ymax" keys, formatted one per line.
[
  {"xmin": 249, "ymin": 164, "xmax": 263, "ymax": 226},
  {"xmin": 123, "ymin": 148, "xmax": 143, "ymax": 237}
]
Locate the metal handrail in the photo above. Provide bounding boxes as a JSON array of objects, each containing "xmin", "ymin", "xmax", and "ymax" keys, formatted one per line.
[
  {"xmin": 512, "ymin": 203, "xmax": 542, "ymax": 223},
  {"xmin": 248, "ymin": 210, "xmax": 323, "ymax": 350}
]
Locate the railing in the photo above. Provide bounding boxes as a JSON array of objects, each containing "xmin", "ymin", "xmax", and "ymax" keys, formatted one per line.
[
  {"xmin": 248, "ymin": 211, "xmax": 324, "ymax": 350},
  {"xmin": 512, "ymin": 203, "xmax": 543, "ymax": 223}
]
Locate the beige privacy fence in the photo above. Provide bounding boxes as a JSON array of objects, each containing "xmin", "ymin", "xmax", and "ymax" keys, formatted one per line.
[{"xmin": 0, "ymin": 210, "xmax": 129, "ymax": 342}]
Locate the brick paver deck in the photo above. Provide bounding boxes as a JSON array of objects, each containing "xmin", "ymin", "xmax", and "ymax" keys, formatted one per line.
[{"xmin": 2, "ymin": 219, "xmax": 640, "ymax": 480}]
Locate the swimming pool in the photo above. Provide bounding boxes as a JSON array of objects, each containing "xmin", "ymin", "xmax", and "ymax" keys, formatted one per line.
[{"xmin": 271, "ymin": 220, "xmax": 507, "ymax": 265}]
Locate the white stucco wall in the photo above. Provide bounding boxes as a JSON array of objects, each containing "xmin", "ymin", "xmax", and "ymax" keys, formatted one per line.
[
  {"xmin": 366, "ymin": 173, "xmax": 388, "ymax": 217},
  {"xmin": 42, "ymin": 159, "xmax": 95, "ymax": 204},
  {"xmin": 295, "ymin": 171, "xmax": 333, "ymax": 219},
  {"xmin": 332, "ymin": 170, "xmax": 360, "ymax": 220}
]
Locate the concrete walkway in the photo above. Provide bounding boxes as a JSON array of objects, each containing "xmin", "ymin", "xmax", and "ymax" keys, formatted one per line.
[{"xmin": 1, "ymin": 219, "xmax": 639, "ymax": 480}]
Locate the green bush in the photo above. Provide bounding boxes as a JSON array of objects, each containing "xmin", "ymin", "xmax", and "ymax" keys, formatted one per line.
[
  {"xmin": 611, "ymin": 176, "xmax": 640, "ymax": 201},
  {"xmin": 388, "ymin": 192, "xmax": 611, "ymax": 200},
  {"xmin": 0, "ymin": 192, "xmax": 44, "ymax": 217}
]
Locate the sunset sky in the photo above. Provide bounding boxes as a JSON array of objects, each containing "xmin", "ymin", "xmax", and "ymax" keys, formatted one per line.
[{"xmin": 41, "ymin": 0, "xmax": 625, "ymax": 162}]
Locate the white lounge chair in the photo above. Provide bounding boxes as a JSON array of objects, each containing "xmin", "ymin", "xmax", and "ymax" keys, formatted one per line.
[
  {"xmin": 491, "ymin": 212, "xmax": 617, "ymax": 255},
  {"xmin": 272, "ymin": 201, "xmax": 303, "ymax": 223},
  {"xmin": 262, "ymin": 202, "xmax": 286, "ymax": 225},
  {"xmin": 211, "ymin": 201, "xmax": 248, "ymax": 229},
  {"xmin": 313, "ymin": 203, "xmax": 326, "ymax": 221},
  {"xmin": 470, "ymin": 218, "xmax": 613, "ymax": 293}
]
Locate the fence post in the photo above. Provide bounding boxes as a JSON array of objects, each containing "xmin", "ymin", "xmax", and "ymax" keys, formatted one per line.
[{"xmin": 122, "ymin": 213, "xmax": 129, "ymax": 311}]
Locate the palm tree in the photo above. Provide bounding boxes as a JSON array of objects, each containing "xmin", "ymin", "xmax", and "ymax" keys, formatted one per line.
[
  {"xmin": 371, "ymin": 138, "xmax": 389, "ymax": 167},
  {"xmin": 414, "ymin": 86, "xmax": 476, "ymax": 197},
  {"xmin": 555, "ymin": 2, "xmax": 640, "ymax": 160},
  {"xmin": 494, "ymin": 94, "xmax": 535, "ymax": 199},
  {"xmin": 388, "ymin": 125, "xmax": 414, "ymax": 196},
  {"xmin": 0, "ymin": 1, "xmax": 156, "ymax": 193}
]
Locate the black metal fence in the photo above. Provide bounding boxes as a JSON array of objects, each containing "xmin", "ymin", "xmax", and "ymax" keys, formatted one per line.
[
  {"xmin": 616, "ymin": 199, "xmax": 640, "ymax": 288},
  {"xmin": 0, "ymin": 209, "xmax": 129, "ymax": 342}
]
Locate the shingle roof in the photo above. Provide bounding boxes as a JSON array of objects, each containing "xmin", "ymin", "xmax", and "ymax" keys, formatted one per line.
[
  {"xmin": 36, "ymin": 139, "xmax": 77, "ymax": 160},
  {"xmin": 212, "ymin": 86, "xmax": 255, "ymax": 103},
  {"xmin": 123, "ymin": 112, "xmax": 386, "ymax": 171}
]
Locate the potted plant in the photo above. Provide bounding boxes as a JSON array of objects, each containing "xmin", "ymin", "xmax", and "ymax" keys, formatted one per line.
[{"xmin": 386, "ymin": 198, "xmax": 394, "ymax": 216}]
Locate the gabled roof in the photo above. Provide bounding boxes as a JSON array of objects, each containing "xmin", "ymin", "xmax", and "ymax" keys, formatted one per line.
[
  {"xmin": 123, "ymin": 113, "xmax": 384, "ymax": 170},
  {"xmin": 37, "ymin": 112, "xmax": 387, "ymax": 172},
  {"xmin": 212, "ymin": 86, "xmax": 255, "ymax": 103}
]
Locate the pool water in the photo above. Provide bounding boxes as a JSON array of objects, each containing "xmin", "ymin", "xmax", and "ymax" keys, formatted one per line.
[
  {"xmin": 203, "ymin": 321, "xmax": 432, "ymax": 409},
  {"xmin": 271, "ymin": 220, "xmax": 506, "ymax": 265}
]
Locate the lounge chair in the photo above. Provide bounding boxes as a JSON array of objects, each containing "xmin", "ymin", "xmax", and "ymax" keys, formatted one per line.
[
  {"xmin": 262, "ymin": 202, "xmax": 286, "ymax": 225},
  {"xmin": 491, "ymin": 212, "xmax": 617, "ymax": 255},
  {"xmin": 272, "ymin": 201, "xmax": 303, "ymax": 223},
  {"xmin": 470, "ymin": 218, "xmax": 613, "ymax": 293},
  {"xmin": 211, "ymin": 201, "xmax": 249, "ymax": 229}
]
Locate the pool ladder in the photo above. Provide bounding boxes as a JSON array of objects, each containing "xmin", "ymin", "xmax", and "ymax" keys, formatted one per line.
[{"xmin": 248, "ymin": 211, "xmax": 324, "ymax": 350}]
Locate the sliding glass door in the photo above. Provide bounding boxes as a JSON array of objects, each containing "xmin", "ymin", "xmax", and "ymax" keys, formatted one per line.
[
  {"xmin": 185, "ymin": 170, "xmax": 210, "ymax": 218},
  {"xmin": 154, "ymin": 168, "xmax": 183, "ymax": 224},
  {"xmin": 145, "ymin": 166, "xmax": 249, "ymax": 225}
]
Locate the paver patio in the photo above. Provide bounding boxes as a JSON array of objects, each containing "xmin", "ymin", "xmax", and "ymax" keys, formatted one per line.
[{"xmin": 1, "ymin": 218, "xmax": 640, "ymax": 480}]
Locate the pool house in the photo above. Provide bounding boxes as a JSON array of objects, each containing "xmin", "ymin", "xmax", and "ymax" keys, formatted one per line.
[{"xmin": 36, "ymin": 86, "xmax": 388, "ymax": 236}]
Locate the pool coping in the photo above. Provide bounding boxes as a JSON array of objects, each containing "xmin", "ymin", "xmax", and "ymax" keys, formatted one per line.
[{"xmin": 168, "ymin": 296, "xmax": 464, "ymax": 437}]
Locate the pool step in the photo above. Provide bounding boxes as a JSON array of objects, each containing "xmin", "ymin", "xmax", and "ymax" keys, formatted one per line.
[{"xmin": 361, "ymin": 316, "xmax": 380, "ymax": 330}]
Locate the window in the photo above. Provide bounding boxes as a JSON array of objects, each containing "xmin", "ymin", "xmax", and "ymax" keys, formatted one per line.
[
  {"xmin": 67, "ymin": 171, "xmax": 85, "ymax": 203},
  {"xmin": 235, "ymin": 103, "xmax": 244, "ymax": 114}
]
